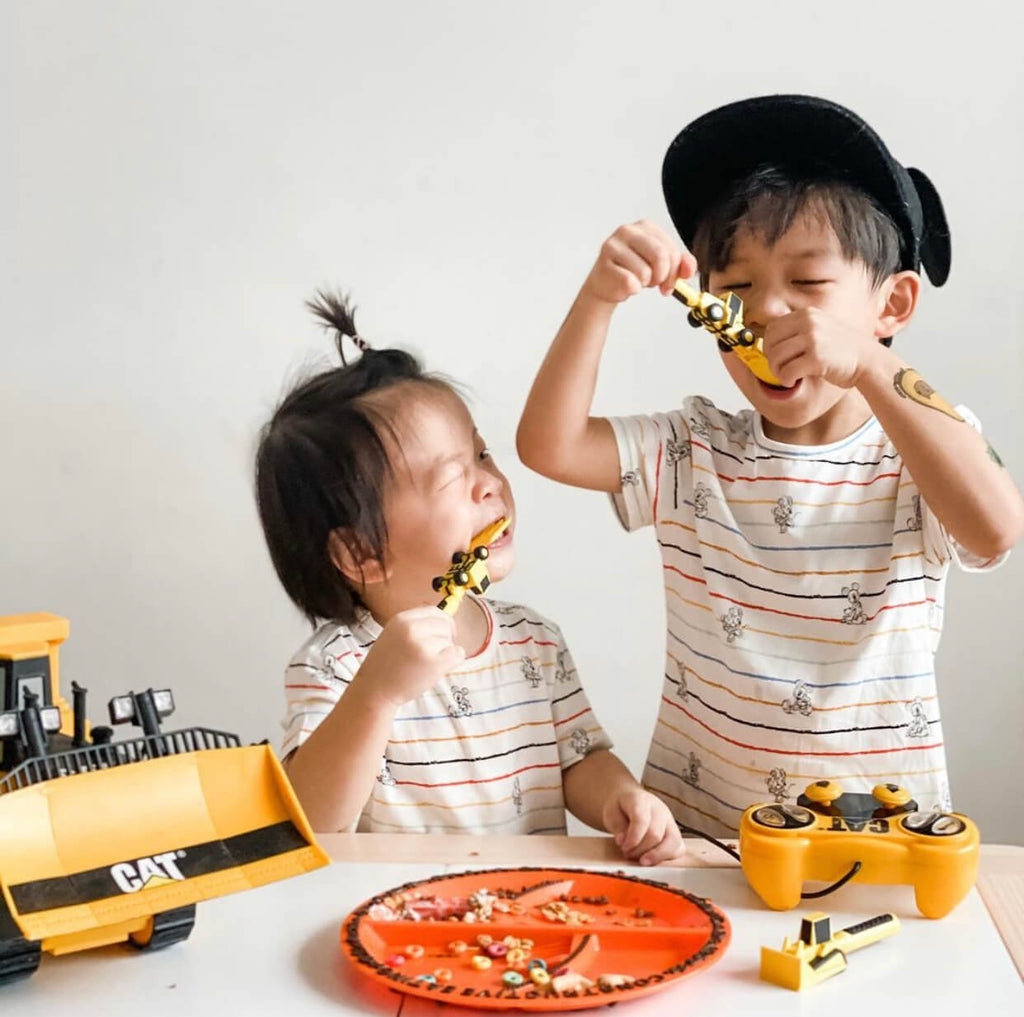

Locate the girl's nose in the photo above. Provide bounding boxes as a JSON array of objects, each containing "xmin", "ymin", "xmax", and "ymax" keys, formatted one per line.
[{"xmin": 474, "ymin": 463, "xmax": 503, "ymax": 502}]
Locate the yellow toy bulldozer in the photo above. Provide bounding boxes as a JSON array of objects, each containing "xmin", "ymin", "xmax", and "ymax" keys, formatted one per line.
[
  {"xmin": 760, "ymin": 911, "xmax": 901, "ymax": 990},
  {"xmin": 0, "ymin": 613, "xmax": 329, "ymax": 985},
  {"xmin": 672, "ymin": 278, "xmax": 785, "ymax": 387}
]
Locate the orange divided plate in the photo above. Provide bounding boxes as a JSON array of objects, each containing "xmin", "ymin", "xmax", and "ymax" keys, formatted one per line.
[{"xmin": 339, "ymin": 866, "xmax": 730, "ymax": 1011}]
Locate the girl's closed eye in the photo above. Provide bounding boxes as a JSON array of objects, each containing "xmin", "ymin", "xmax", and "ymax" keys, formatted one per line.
[
  {"xmin": 792, "ymin": 279, "xmax": 831, "ymax": 286},
  {"xmin": 437, "ymin": 464, "xmax": 468, "ymax": 491}
]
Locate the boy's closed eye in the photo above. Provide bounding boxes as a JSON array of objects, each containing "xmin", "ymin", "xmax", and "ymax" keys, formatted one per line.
[{"xmin": 714, "ymin": 279, "xmax": 832, "ymax": 291}]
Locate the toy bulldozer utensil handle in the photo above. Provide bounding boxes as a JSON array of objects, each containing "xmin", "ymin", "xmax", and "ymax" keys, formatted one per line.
[
  {"xmin": 761, "ymin": 911, "xmax": 900, "ymax": 991},
  {"xmin": 672, "ymin": 279, "xmax": 784, "ymax": 387},
  {"xmin": 433, "ymin": 517, "xmax": 510, "ymax": 616}
]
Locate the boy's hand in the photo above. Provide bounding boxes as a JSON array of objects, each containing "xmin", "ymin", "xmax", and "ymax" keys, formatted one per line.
[
  {"xmin": 356, "ymin": 606, "xmax": 465, "ymax": 708},
  {"xmin": 583, "ymin": 221, "xmax": 697, "ymax": 305},
  {"xmin": 762, "ymin": 307, "xmax": 881, "ymax": 389},
  {"xmin": 602, "ymin": 788, "xmax": 685, "ymax": 866}
]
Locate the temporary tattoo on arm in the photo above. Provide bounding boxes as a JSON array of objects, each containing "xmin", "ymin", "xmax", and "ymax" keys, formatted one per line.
[
  {"xmin": 986, "ymin": 442, "xmax": 1005, "ymax": 467},
  {"xmin": 893, "ymin": 367, "xmax": 965, "ymax": 422}
]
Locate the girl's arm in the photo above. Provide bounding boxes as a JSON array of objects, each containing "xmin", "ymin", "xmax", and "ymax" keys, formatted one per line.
[
  {"xmin": 285, "ymin": 606, "xmax": 465, "ymax": 831},
  {"xmin": 284, "ymin": 671, "xmax": 398, "ymax": 833},
  {"xmin": 563, "ymin": 749, "xmax": 685, "ymax": 865}
]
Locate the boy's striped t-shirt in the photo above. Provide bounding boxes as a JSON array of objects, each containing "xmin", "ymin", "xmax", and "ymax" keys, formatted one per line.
[
  {"xmin": 280, "ymin": 597, "xmax": 611, "ymax": 833},
  {"xmin": 609, "ymin": 396, "xmax": 1002, "ymax": 837}
]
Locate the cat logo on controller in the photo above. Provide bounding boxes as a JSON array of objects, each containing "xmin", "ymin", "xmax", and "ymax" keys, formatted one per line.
[{"xmin": 110, "ymin": 851, "xmax": 187, "ymax": 894}]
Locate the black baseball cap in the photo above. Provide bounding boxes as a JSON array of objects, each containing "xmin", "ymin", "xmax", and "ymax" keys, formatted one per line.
[{"xmin": 662, "ymin": 94, "xmax": 951, "ymax": 286}]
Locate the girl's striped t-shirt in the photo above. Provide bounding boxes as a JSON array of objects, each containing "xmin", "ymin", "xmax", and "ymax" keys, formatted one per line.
[
  {"xmin": 609, "ymin": 396, "xmax": 1002, "ymax": 837},
  {"xmin": 280, "ymin": 596, "xmax": 612, "ymax": 833}
]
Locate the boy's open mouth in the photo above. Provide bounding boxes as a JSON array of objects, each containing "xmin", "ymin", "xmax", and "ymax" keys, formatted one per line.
[{"xmin": 759, "ymin": 377, "xmax": 802, "ymax": 398}]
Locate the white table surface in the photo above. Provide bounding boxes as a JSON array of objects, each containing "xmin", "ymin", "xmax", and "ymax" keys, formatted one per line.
[{"xmin": 4, "ymin": 838, "xmax": 1021, "ymax": 1015}]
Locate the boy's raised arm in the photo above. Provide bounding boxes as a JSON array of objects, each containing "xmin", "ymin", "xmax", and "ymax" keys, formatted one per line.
[
  {"xmin": 760, "ymin": 273, "xmax": 1024, "ymax": 561},
  {"xmin": 517, "ymin": 221, "xmax": 696, "ymax": 492},
  {"xmin": 856, "ymin": 346, "xmax": 1024, "ymax": 560}
]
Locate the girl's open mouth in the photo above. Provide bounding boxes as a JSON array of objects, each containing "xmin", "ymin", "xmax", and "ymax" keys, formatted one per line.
[
  {"xmin": 487, "ymin": 523, "xmax": 512, "ymax": 549},
  {"xmin": 472, "ymin": 515, "xmax": 513, "ymax": 551}
]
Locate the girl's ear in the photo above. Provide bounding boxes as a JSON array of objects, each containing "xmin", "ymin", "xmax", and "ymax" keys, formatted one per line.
[
  {"xmin": 876, "ymin": 270, "xmax": 920, "ymax": 339},
  {"xmin": 327, "ymin": 529, "xmax": 389, "ymax": 587}
]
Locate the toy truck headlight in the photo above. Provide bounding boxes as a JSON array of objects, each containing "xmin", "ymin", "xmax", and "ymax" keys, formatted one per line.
[
  {"xmin": 109, "ymin": 695, "xmax": 136, "ymax": 724},
  {"xmin": 109, "ymin": 689, "xmax": 176, "ymax": 725},
  {"xmin": 40, "ymin": 706, "xmax": 62, "ymax": 733},
  {"xmin": 0, "ymin": 712, "xmax": 19, "ymax": 738}
]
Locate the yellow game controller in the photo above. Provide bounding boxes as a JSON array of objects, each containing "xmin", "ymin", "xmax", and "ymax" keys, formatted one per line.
[
  {"xmin": 739, "ymin": 780, "xmax": 981, "ymax": 919},
  {"xmin": 672, "ymin": 279, "xmax": 785, "ymax": 387}
]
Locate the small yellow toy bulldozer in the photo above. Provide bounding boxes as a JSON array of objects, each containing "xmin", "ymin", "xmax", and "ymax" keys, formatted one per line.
[
  {"xmin": 760, "ymin": 911, "xmax": 901, "ymax": 990},
  {"xmin": 0, "ymin": 613, "xmax": 329, "ymax": 985},
  {"xmin": 672, "ymin": 278, "xmax": 785, "ymax": 387},
  {"xmin": 432, "ymin": 516, "xmax": 510, "ymax": 615}
]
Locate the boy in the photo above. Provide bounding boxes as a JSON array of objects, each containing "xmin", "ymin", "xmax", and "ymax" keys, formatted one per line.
[{"xmin": 517, "ymin": 95, "xmax": 1024, "ymax": 836}]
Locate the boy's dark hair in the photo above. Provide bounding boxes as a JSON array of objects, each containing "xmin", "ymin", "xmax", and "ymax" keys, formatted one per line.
[
  {"xmin": 691, "ymin": 164, "xmax": 903, "ymax": 291},
  {"xmin": 255, "ymin": 290, "xmax": 451, "ymax": 626}
]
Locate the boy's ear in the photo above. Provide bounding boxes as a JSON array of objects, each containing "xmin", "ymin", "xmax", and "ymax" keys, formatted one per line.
[
  {"xmin": 327, "ymin": 529, "xmax": 389, "ymax": 588},
  {"xmin": 876, "ymin": 270, "xmax": 920, "ymax": 339}
]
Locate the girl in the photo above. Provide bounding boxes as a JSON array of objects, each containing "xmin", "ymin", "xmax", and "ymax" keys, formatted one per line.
[{"xmin": 254, "ymin": 290, "xmax": 683, "ymax": 864}]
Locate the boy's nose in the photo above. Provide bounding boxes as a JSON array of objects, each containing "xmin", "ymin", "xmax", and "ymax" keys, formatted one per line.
[{"xmin": 744, "ymin": 291, "xmax": 792, "ymax": 330}]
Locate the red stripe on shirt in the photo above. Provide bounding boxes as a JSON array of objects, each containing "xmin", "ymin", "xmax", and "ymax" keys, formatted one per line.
[
  {"xmin": 664, "ymin": 564, "xmax": 936, "ymax": 624},
  {"xmin": 661, "ymin": 696, "xmax": 943, "ymax": 757},
  {"xmin": 689, "ymin": 442, "xmax": 901, "ymax": 487},
  {"xmin": 395, "ymin": 761, "xmax": 562, "ymax": 789}
]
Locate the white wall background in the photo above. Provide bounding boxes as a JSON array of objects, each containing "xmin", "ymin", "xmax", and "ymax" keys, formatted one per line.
[{"xmin": 4, "ymin": 1, "xmax": 1022, "ymax": 842}]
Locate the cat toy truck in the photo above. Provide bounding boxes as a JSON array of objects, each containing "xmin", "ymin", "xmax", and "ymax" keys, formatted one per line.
[
  {"xmin": 432, "ymin": 517, "xmax": 510, "ymax": 615},
  {"xmin": 672, "ymin": 279, "xmax": 785, "ymax": 386},
  {"xmin": 0, "ymin": 613, "xmax": 328, "ymax": 985}
]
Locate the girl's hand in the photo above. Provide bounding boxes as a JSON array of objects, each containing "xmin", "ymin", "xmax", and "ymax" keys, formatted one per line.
[
  {"xmin": 582, "ymin": 221, "xmax": 697, "ymax": 306},
  {"xmin": 602, "ymin": 788, "xmax": 685, "ymax": 866},
  {"xmin": 357, "ymin": 606, "xmax": 465, "ymax": 708}
]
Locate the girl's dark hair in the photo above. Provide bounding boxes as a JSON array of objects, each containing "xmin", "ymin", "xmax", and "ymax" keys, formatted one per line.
[
  {"xmin": 692, "ymin": 164, "xmax": 902, "ymax": 290},
  {"xmin": 255, "ymin": 290, "xmax": 450, "ymax": 626}
]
